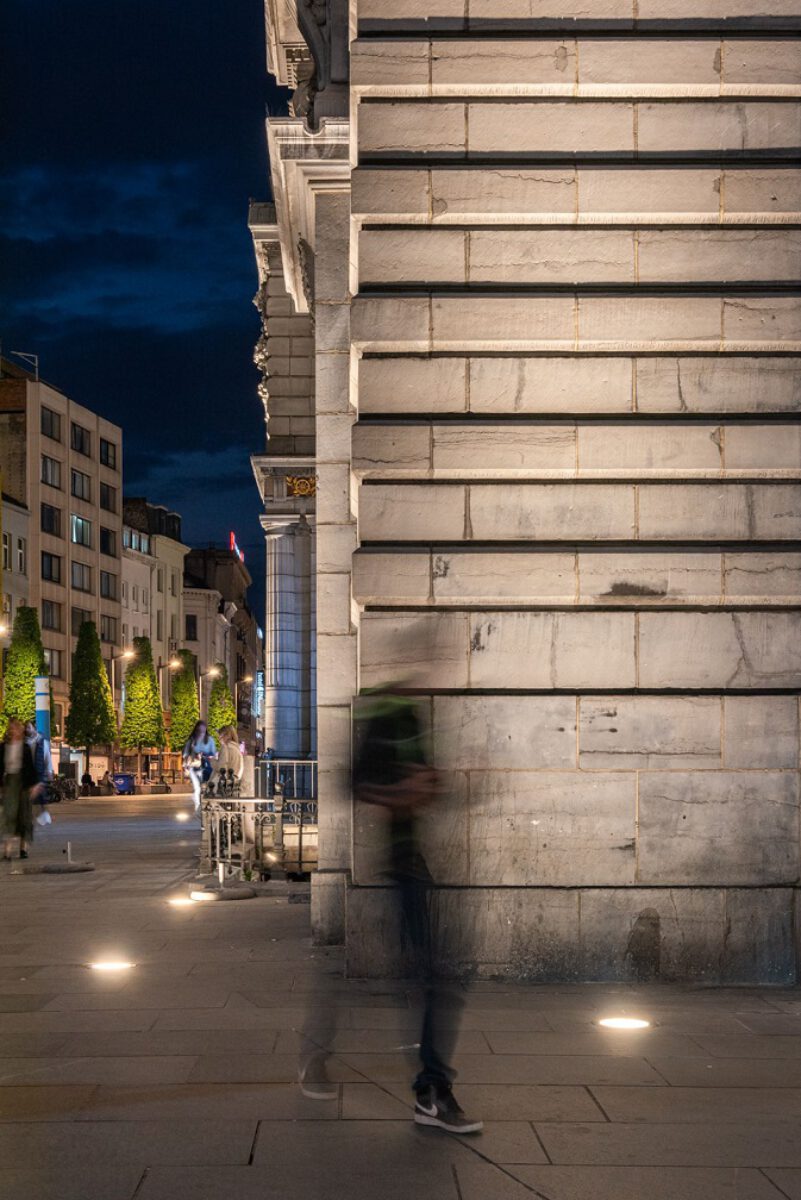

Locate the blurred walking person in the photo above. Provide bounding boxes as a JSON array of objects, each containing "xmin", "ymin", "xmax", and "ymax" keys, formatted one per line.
[
  {"xmin": 209, "ymin": 725, "xmax": 244, "ymax": 794},
  {"xmin": 182, "ymin": 720, "xmax": 217, "ymax": 813},
  {"xmin": 24, "ymin": 719, "xmax": 53, "ymax": 825},
  {"xmin": 1, "ymin": 719, "xmax": 38, "ymax": 860}
]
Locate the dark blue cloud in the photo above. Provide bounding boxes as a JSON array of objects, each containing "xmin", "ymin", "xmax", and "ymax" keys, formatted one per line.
[{"xmin": 0, "ymin": 0, "xmax": 291, "ymax": 616}]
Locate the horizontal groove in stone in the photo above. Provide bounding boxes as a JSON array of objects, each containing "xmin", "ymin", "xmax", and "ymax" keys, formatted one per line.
[
  {"xmin": 355, "ymin": 413, "xmax": 801, "ymax": 425},
  {"xmin": 357, "ymin": 26, "xmax": 801, "ymax": 39},
  {"xmin": 349, "ymin": 686, "xmax": 801, "ymax": 697},
  {"xmin": 359, "ymin": 222, "xmax": 801, "ymax": 233},
  {"xmin": 361, "ymin": 477, "xmax": 801, "ymax": 487},
  {"xmin": 362, "ymin": 349, "xmax": 801, "ymax": 359},
  {"xmin": 358, "ymin": 540, "xmax": 801, "ymax": 551},
  {"xmin": 362, "ymin": 603, "xmax": 801, "ymax": 613},
  {"xmin": 360, "ymin": 152, "xmax": 801, "ymax": 165},
  {"xmin": 359, "ymin": 282, "xmax": 801, "ymax": 296}
]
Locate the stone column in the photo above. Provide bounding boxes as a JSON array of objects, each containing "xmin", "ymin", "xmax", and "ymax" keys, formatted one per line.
[{"xmin": 263, "ymin": 518, "xmax": 314, "ymax": 758}]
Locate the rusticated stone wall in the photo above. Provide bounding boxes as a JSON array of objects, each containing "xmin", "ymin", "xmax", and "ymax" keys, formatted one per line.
[{"xmin": 342, "ymin": 0, "xmax": 801, "ymax": 981}]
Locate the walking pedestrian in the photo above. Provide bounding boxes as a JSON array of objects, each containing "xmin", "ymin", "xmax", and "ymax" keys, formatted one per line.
[
  {"xmin": 351, "ymin": 687, "xmax": 483, "ymax": 1134},
  {"xmin": 182, "ymin": 721, "xmax": 217, "ymax": 812},
  {"xmin": 24, "ymin": 720, "xmax": 53, "ymax": 825},
  {"xmin": 0, "ymin": 719, "xmax": 38, "ymax": 860},
  {"xmin": 208, "ymin": 726, "xmax": 243, "ymax": 794}
]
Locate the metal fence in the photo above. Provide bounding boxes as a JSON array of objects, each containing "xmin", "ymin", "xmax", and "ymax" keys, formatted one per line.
[{"xmin": 255, "ymin": 757, "xmax": 317, "ymax": 802}]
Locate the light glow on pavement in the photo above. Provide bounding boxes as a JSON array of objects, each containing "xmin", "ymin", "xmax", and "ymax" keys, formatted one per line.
[
  {"xmin": 89, "ymin": 961, "xmax": 135, "ymax": 971},
  {"xmin": 598, "ymin": 1016, "xmax": 650, "ymax": 1030}
]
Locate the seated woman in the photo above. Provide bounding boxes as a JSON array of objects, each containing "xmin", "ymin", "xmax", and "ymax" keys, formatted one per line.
[{"xmin": 209, "ymin": 726, "xmax": 244, "ymax": 795}]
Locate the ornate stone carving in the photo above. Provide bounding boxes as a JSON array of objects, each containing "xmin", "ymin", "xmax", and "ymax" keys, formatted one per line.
[
  {"xmin": 297, "ymin": 236, "xmax": 316, "ymax": 323},
  {"xmin": 294, "ymin": 0, "xmax": 348, "ymax": 128},
  {"xmin": 252, "ymin": 282, "xmax": 270, "ymax": 428},
  {"xmin": 286, "ymin": 475, "xmax": 317, "ymax": 498}
]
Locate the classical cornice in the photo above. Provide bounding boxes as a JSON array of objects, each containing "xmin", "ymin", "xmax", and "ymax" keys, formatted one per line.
[
  {"xmin": 263, "ymin": 0, "xmax": 310, "ymax": 88},
  {"xmin": 266, "ymin": 116, "xmax": 350, "ymax": 311}
]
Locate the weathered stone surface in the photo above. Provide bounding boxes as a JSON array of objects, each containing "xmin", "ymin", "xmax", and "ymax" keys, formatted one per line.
[
  {"xmin": 432, "ymin": 39, "xmax": 577, "ymax": 85},
  {"xmin": 433, "ymin": 695, "xmax": 578, "ymax": 770},
  {"xmin": 723, "ymin": 169, "xmax": 801, "ymax": 215},
  {"xmin": 638, "ymin": 230, "xmax": 801, "ymax": 283},
  {"xmin": 722, "ymin": 39, "xmax": 801, "ymax": 84},
  {"xmin": 469, "ymin": 484, "xmax": 635, "ymax": 540},
  {"xmin": 578, "ymin": 551, "xmax": 722, "ymax": 602},
  {"xmin": 359, "ymin": 357, "xmax": 467, "ymax": 414},
  {"xmin": 725, "ymin": 423, "xmax": 801, "ymax": 470},
  {"xmin": 352, "ymin": 423, "xmax": 431, "ymax": 472},
  {"xmin": 433, "ymin": 424, "xmax": 576, "ymax": 472},
  {"xmin": 468, "ymin": 102, "xmax": 634, "ymax": 155},
  {"xmin": 468, "ymin": 771, "xmax": 637, "ymax": 886},
  {"xmin": 431, "ymin": 168, "xmax": 575, "ymax": 217},
  {"xmin": 433, "ymin": 550, "xmax": 576, "ymax": 602},
  {"xmin": 316, "ymin": 633, "xmax": 358, "ymax": 707},
  {"xmin": 351, "ymin": 296, "xmax": 430, "ymax": 349},
  {"xmin": 635, "ymin": 357, "xmax": 801, "ymax": 413},
  {"xmin": 432, "ymin": 295, "xmax": 576, "ymax": 347},
  {"xmin": 316, "ymin": 574, "xmax": 353, "ymax": 635},
  {"xmin": 579, "ymin": 697, "xmax": 722, "ymax": 768},
  {"xmin": 468, "ymin": 612, "xmax": 636, "ymax": 688},
  {"xmin": 722, "ymin": 890, "xmax": 795, "ymax": 984},
  {"xmin": 578, "ymin": 296, "xmax": 722, "ymax": 345},
  {"xmin": 638, "ymin": 611, "xmax": 801, "ymax": 687},
  {"xmin": 354, "ymin": 771, "xmax": 469, "ymax": 886},
  {"xmin": 359, "ymin": 228, "xmax": 467, "ymax": 285},
  {"xmin": 579, "ymin": 168, "xmax": 721, "ymax": 216},
  {"xmin": 470, "ymin": 357, "xmax": 633, "ymax": 414},
  {"xmin": 352, "ymin": 549, "xmax": 431, "ymax": 603},
  {"xmin": 638, "ymin": 771, "xmax": 800, "ymax": 885},
  {"xmin": 723, "ymin": 695, "xmax": 800, "ymax": 768},
  {"xmin": 637, "ymin": 101, "xmax": 801, "ymax": 154},
  {"xmin": 360, "ymin": 611, "xmax": 469, "ymax": 688},
  {"xmin": 637, "ymin": 483, "xmax": 801, "ymax": 540},
  {"xmin": 351, "ymin": 39, "xmax": 429, "ymax": 87},
  {"xmin": 317, "ymin": 413, "xmax": 353, "ymax": 463},
  {"xmin": 358, "ymin": 483, "xmax": 466, "ymax": 541},
  {"xmin": 723, "ymin": 551, "xmax": 801, "ymax": 600},
  {"xmin": 315, "ymin": 463, "xmax": 351, "ymax": 525},
  {"xmin": 359, "ymin": 101, "xmax": 465, "ymax": 155},
  {"xmin": 580, "ymin": 38, "xmax": 720, "ymax": 83},
  {"xmin": 723, "ymin": 297, "xmax": 801, "ymax": 345},
  {"xmin": 469, "ymin": 0, "xmax": 635, "ymax": 18},
  {"xmin": 359, "ymin": 0, "xmax": 467, "ymax": 24},
  {"xmin": 578, "ymin": 423, "xmax": 723, "ymax": 472},
  {"xmin": 469, "ymin": 230, "xmax": 634, "ymax": 284},
  {"xmin": 351, "ymin": 168, "xmax": 429, "ymax": 216}
]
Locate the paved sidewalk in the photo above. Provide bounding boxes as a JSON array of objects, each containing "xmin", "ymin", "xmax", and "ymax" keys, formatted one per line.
[{"xmin": 0, "ymin": 797, "xmax": 799, "ymax": 1199}]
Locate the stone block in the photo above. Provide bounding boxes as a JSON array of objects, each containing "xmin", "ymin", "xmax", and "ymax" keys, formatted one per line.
[
  {"xmin": 315, "ymin": 304, "xmax": 350, "ymax": 354},
  {"xmin": 723, "ymin": 695, "xmax": 800, "ymax": 768},
  {"xmin": 316, "ymin": 704, "xmax": 353, "ymax": 772},
  {"xmin": 316, "ymin": 633, "xmax": 358, "ymax": 707},
  {"xmin": 358, "ymin": 483, "xmax": 466, "ymax": 540},
  {"xmin": 360, "ymin": 611, "xmax": 469, "ymax": 688},
  {"xmin": 433, "ymin": 695, "xmax": 577, "ymax": 770},
  {"xmin": 635, "ymin": 357, "xmax": 801, "ymax": 413},
  {"xmin": 723, "ymin": 169, "xmax": 801, "ymax": 215},
  {"xmin": 724, "ymin": 297, "xmax": 801, "ymax": 345},
  {"xmin": 351, "ymin": 168, "xmax": 429, "ymax": 217},
  {"xmin": 315, "ymin": 195, "xmax": 351, "ymax": 304},
  {"xmin": 316, "ymin": 574, "xmax": 352, "ymax": 636},
  {"xmin": 351, "ymin": 39, "xmax": 430, "ymax": 87},
  {"xmin": 359, "ymin": 101, "xmax": 465, "ymax": 155},
  {"xmin": 579, "ymin": 38, "xmax": 720, "ymax": 84},
  {"xmin": 578, "ymin": 887, "xmax": 727, "ymax": 982},
  {"xmin": 638, "ymin": 230, "xmax": 801, "ymax": 284},
  {"xmin": 722, "ymin": 39, "xmax": 801, "ymax": 84},
  {"xmin": 317, "ymin": 413, "xmax": 353, "ymax": 463},
  {"xmin": 315, "ymin": 463, "xmax": 351, "ymax": 525},
  {"xmin": 468, "ymin": 229, "xmax": 634, "ymax": 285},
  {"xmin": 316, "ymin": 523, "xmax": 357, "ymax": 574},
  {"xmin": 637, "ymin": 483, "xmax": 801, "ymax": 540},
  {"xmin": 578, "ymin": 551, "xmax": 722, "ymax": 603},
  {"xmin": 351, "ymin": 296, "xmax": 430, "ymax": 349},
  {"xmin": 638, "ymin": 611, "xmax": 801, "ymax": 688},
  {"xmin": 723, "ymin": 551, "xmax": 801, "ymax": 600},
  {"xmin": 432, "ymin": 295, "xmax": 576, "ymax": 346},
  {"xmin": 316, "ymin": 354, "xmax": 351, "ymax": 416},
  {"xmin": 578, "ymin": 423, "xmax": 723, "ymax": 473},
  {"xmin": 579, "ymin": 696, "xmax": 722, "ymax": 768},
  {"xmin": 316, "ymin": 767, "xmax": 354, "ymax": 870},
  {"xmin": 310, "ymin": 871, "xmax": 346, "ymax": 946},
  {"xmin": 468, "ymin": 102, "xmax": 635, "ymax": 155},
  {"xmin": 352, "ymin": 423, "xmax": 431, "ymax": 472},
  {"xmin": 722, "ymin": 890, "xmax": 795, "ymax": 984},
  {"xmin": 352, "ymin": 549, "xmax": 431, "ymax": 603},
  {"xmin": 578, "ymin": 296, "xmax": 722, "ymax": 345},
  {"xmin": 725, "ymin": 423, "xmax": 801, "ymax": 470},
  {"xmin": 354, "ymin": 771, "xmax": 469, "ymax": 885},
  {"xmin": 433, "ymin": 423, "xmax": 576, "ymax": 472},
  {"xmin": 469, "ymin": 0, "xmax": 634, "ymax": 16},
  {"xmin": 638, "ymin": 771, "xmax": 800, "ymax": 886},
  {"xmin": 358, "ymin": 0, "xmax": 467, "ymax": 26},
  {"xmin": 431, "ymin": 168, "xmax": 575, "ymax": 217},
  {"xmin": 470, "ymin": 356, "xmax": 633, "ymax": 413},
  {"xmin": 578, "ymin": 167, "xmax": 721, "ymax": 216},
  {"xmin": 468, "ymin": 612, "xmax": 636, "ymax": 688},
  {"xmin": 359, "ymin": 356, "xmax": 467, "ymax": 414},
  {"xmin": 359, "ymin": 228, "xmax": 467, "ymax": 285},
  {"xmin": 432, "ymin": 39, "xmax": 577, "ymax": 85},
  {"xmin": 432, "ymin": 549, "xmax": 576, "ymax": 602},
  {"xmin": 469, "ymin": 483, "xmax": 635, "ymax": 540},
  {"xmin": 637, "ymin": 101, "xmax": 801, "ymax": 154},
  {"xmin": 467, "ymin": 771, "xmax": 636, "ymax": 887}
]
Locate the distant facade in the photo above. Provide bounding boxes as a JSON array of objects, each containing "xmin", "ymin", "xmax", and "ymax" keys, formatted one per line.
[
  {"xmin": 259, "ymin": 4, "xmax": 801, "ymax": 982},
  {"xmin": 1, "ymin": 493, "xmax": 30, "ymax": 634},
  {"xmin": 0, "ymin": 359, "xmax": 123, "ymax": 737}
]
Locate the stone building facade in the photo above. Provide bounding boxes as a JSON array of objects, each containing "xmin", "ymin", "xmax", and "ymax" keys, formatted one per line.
[{"xmin": 258, "ymin": 1, "xmax": 801, "ymax": 981}]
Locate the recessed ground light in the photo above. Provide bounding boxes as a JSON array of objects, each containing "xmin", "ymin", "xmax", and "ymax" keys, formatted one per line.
[
  {"xmin": 168, "ymin": 897, "xmax": 194, "ymax": 907},
  {"xmin": 189, "ymin": 889, "xmax": 217, "ymax": 902},
  {"xmin": 89, "ymin": 961, "xmax": 135, "ymax": 972},
  {"xmin": 175, "ymin": 812, "xmax": 190, "ymax": 822},
  {"xmin": 599, "ymin": 1017, "xmax": 650, "ymax": 1030}
]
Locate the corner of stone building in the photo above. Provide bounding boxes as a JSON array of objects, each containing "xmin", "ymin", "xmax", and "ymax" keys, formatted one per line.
[{"xmin": 311, "ymin": 869, "xmax": 348, "ymax": 945}]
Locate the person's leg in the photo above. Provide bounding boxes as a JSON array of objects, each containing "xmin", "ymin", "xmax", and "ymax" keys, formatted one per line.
[{"xmin": 189, "ymin": 768, "xmax": 202, "ymax": 811}]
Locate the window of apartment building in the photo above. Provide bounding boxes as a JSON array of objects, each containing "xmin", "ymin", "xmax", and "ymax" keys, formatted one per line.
[
  {"xmin": 71, "ymin": 561, "xmax": 92, "ymax": 593},
  {"xmin": 100, "ymin": 438, "xmax": 117, "ymax": 469},
  {"xmin": 41, "ymin": 503, "xmax": 62, "ymax": 538},
  {"xmin": 156, "ymin": 610, "xmax": 163, "ymax": 641},
  {"xmin": 170, "ymin": 613, "xmax": 177, "ymax": 641},
  {"xmin": 15, "ymin": 538, "xmax": 25, "ymax": 574},
  {"xmin": 170, "ymin": 571, "xmax": 178, "ymax": 596},
  {"xmin": 1, "ymin": 533, "xmax": 9, "ymax": 571},
  {"xmin": 157, "ymin": 568, "xmax": 164, "ymax": 593},
  {"xmin": 44, "ymin": 647, "xmax": 63, "ymax": 678},
  {"xmin": 100, "ymin": 614, "xmax": 117, "ymax": 644},
  {"xmin": 42, "ymin": 600, "xmax": 62, "ymax": 632},
  {"xmin": 70, "ymin": 515, "xmax": 92, "ymax": 547},
  {"xmin": 71, "ymin": 469, "xmax": 91, "ymax": 502},
  {"xmin": 100, "ymin": 527, "xmax": 117, "ymax": 557},
  {"xmin": 100, "ymin": 570, "xmax": 117, "ymax": 600},
  {"xmin": 71, "ymin": 422, "xmax": 91, "ymax": 457},
  {"xmin": 41, "ymin": 455, "xmax": 62, "ymax": 489},
  {"xmin": 121, "ymin": 580, "xmax": 128, "ymax": 604},
  {"xmin": 131, "ymin": 584, "xmax": 139, "ymax": 610},
  {"xmin": 41, "ymin": 551, "xmax": 62, "ymax": 583},
  {"xmin": 122, "ymin": 623, "xmax": 128, "ymax": 644},
  {"xmin": 72, "ymin": 606, "xmax": 92, "ymax": 636},
  {"xmin": 142, "ymin": 587, "xmax": 149, "ymax": 611},
  {"xmin": 99, "ymin": 482, "xmax": 117, "ymax": 513},
  {"xmin": 185, "ymin": 614, "xmax": 197, "ymax": 641},
  {"xmin": 41, "ymin": 406, "xmax": 62, "ymax": 442}
]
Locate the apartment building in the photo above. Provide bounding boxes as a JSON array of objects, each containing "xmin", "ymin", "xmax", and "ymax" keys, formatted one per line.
[
  {"xmin": 1, "ymin": 492, "xmax": 30, "ymax": 634},
  {"xmin": 0, "ymin": 360, "xmax": 123, "ymax": 735}
]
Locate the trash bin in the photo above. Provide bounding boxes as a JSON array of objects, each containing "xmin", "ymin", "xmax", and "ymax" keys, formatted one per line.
[{"xmin": 112, "ymin": 773, "xmax": 136, "ymax": 795}]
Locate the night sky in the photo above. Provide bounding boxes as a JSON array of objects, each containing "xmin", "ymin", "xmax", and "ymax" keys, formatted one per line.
[{"xmin": 0, "ymin": 0, "xmax": 290, "ymax": 616}]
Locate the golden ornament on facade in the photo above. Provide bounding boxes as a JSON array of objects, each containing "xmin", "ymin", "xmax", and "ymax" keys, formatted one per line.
[{"xmin": 286, "ymin": 475, "xmax": 316, "ymax": 497}]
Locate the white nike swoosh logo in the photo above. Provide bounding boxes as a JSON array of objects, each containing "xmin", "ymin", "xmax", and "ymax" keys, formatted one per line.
[{"xmin": 417, "ymin": 1102, "xmax": 438, "ymax": 1117}]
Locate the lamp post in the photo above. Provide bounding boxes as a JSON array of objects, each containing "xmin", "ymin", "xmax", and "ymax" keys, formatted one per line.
[
  {"xmin": 157, "ymin": 658, "xmax": 181, "ymax": 707},
  {"xmin": 110, "ymin": 649, "xmax": 135, "ymax": 725},
  {"xmin": 199, "ymin": 666, "xmax": 220, "ymax": 720}
]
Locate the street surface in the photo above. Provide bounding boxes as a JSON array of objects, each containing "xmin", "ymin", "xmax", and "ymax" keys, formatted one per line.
[{"xmin": 0, "ymin": 798, "xmax": 799, "ymax": 1199}]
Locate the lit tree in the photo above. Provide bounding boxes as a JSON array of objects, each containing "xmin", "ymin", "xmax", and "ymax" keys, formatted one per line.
[
  {"xmin": 0, "ymin": 605, "xmax": 47, "ymax": 735},
  {"xmin": 207, "ymin": 662, "xmax": 236, "ymax": 745},
  {"xmin": 119, "ymin": 636, "xmax": 166, "ymax": 779},
  {"xmin": 169, "ymin": 649, "xmax": 199, "ymax": 751},
  {"xmin": 65, "ymin": 621, "xmax": 116, "ymax": 763}
]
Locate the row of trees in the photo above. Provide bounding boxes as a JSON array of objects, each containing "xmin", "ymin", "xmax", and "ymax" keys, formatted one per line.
[{"xmin": 0, "ymin": 606, "xmax": 237, "ymax": 764}]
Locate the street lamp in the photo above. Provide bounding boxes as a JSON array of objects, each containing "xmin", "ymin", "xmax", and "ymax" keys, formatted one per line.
[
  {"xmin": 110, "ymin": 649, "xmax": 136, "ymax": 715},
  {"xmin": 199, "ymin": 666, "xmax": 220, "ymax": 718},
  {"xmin": 157, "ymin": 658, "xmax": 181, "ymax": 706}
]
